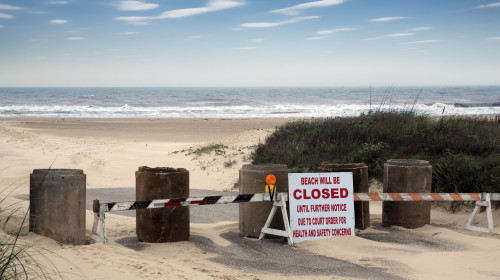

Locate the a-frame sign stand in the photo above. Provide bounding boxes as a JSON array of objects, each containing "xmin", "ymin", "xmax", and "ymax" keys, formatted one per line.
[
  {"xmin": 465, "ymin": 193, "xmax": 494, "ymax": 233},
  {"xmin": 259, "ymin": 192, "xmax": 294, "ymax": 246}
]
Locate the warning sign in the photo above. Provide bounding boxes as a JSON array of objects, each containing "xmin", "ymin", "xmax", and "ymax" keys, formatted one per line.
[{"xmin": 288, "ymin": 172, "xmax": 355, "ymax": 243}]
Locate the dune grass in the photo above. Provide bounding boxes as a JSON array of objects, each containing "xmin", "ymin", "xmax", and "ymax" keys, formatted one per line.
[
  {"xmin": 0, "ymin": 187, "xmax": 60, "ymax": 279},
  {"xmin": 251, "ymin": 111, "xmax": 500, "ymax": 193}
]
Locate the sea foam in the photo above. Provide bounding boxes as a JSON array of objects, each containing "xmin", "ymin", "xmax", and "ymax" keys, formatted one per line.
[{"xmin": 0, "ymin": 87, "xmax": 498, "ymax": 118}]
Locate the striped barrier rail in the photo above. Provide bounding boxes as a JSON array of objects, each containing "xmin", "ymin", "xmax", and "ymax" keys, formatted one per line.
[
  {"xmin": 91, "ymin": 192, "xmax": 499, "ymax": 244},
  {"xmin": 99, "ymin": 192, "xmax": 287, "ymax": 212},
  {"xmin": 98, "ymin": 193, "xmax": 500, "ymax": 213},
  {"xmin": 354, "ymin": 192, "xmax": 500, "ymax": 202},
  {"xmin": 91, "ymin": 192, "xmax": 286, "ymax": 244},
  {"xmin": 353, "ymin": 193, "xmax": 499, "ymax": 234}
]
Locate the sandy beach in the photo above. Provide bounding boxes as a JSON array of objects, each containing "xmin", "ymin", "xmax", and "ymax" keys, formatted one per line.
[{"xmin": 1, "ymin": 118, "xmax": 500, "ymax": 280}]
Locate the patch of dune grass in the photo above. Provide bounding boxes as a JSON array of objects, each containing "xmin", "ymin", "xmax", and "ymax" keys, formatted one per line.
[
  {"xmin": 252, "ymin": 112, "xmax": 500, "ymax": 193},
  {"xmin": 0, "ymin": 186, "xmax": 61, "ymax": 279}
]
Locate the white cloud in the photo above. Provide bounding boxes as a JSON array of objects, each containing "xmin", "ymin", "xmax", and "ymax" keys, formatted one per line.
[
  {"xmin": 365, "ymin": 33, "xmax": 413, "ymax": 40},
  {"xmin": 401, "ymin": 40, "xmax": 441, "ymax": 44},
  {"xmin": 305, "ymin": 36, "xmax": 327, "ymax": 40},
  {"xmin": 476, "ymin": 2, "xmax": 500, "ymax": 8},
  {"xmin": 307, "ymin": 27, "xmax": 355, "ymax": 40},
  {"xmin": 241, "ymin": 16, "xmax": 319, "ymax": 28},
  {"xmin": 188, "ymin": 35, "xmax": 201, "ymax": 39},
  {"xmin": 0, "ymin": 13, "xmax": 14, "ymax": 19},
  {"xmin": 157, "ymin": 0, "xmax": 243, "ymax": 18},
  {"xmin": 250, "ymin": 38, "xmax": 264, "ymax": 42},
  {"xmin": 0, "ymin": 24, "xmax": 3, "ymax": 29},
  {"xmin": 410, "ymin": 26, "xmax": 432, "ymax": 31},
  {"xmin": 232, "ymin": 46, "xmax": 256, "ymax": 50},
  {"xmin": 316, "ymin": 27, "xmax": 356, "ymax": 35},
  {"xmin": 48, "ymin": 1, "xmax": 69, "ymax": 4},
  {"xmin": 370, "ymin": 17, "xmax": 408, "ymax": 22},
  {"xmin": 271, "ymin": 0, "xmax": 345, "ymax": 16},
  {"xmin": 0, "ymin": 4, "xmax": 22, "ymax": 10},
  {"xmin": 50, "ymin": 19, "xmax": 68, "ymax": 24},
  {"xmin": 110, "ymin": 1, "xmax": 159, "ymax": 11},
  {"xmin": 116, "ymin": 0, "xmax": 244, "ymax": 23},
  {"xmin": 488, "ymin": 37, "xmax": 500, "ymax": 40},
  {"xmin": 385, "ymin": 33, "xmax": 413, "ymax": 38},
  {"xmin": 121, "ymin": 31, "xmax": 139, "ymax": 35},
  {"xmin": 67, "ymin": 37, "xmax": 85, "ymax": 40}
]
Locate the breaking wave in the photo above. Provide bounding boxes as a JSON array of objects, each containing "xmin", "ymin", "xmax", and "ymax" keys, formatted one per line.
[{"xmin": 0, "ymin": 103, "xmax": 498, "ymax": 118}]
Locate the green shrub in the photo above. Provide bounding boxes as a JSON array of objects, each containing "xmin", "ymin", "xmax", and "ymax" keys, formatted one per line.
[{"xmin": 252, "ymin": 112, "xmax": 500, "ymax": 193}]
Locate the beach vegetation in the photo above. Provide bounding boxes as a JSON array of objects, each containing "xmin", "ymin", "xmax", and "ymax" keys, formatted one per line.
[
  {"xmin": 224, "ymin": 159, "xmax": 238, "ymax": 168},
  {"xmin": 251, "ymin": 112, "xmax": 500, "ymax": 193},
  {"xmin": 175, "ymin": 143, "xmax": 229, "ymax": 158},
  {"xmin": 190, "ymin": 143, "xmax": 228, "ymax": 156},
  {"xmin": 0, "ymin": 188, "xmax": 60, "ymax": 279}
]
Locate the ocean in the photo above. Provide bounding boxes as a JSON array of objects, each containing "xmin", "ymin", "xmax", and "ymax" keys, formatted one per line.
[{"xmin": 0, "ymin": 86, "xmax": 499, "ymax": 118}]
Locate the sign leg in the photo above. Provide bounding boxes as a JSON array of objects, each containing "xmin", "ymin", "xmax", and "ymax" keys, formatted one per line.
[
  {"xmin": 90, "ymin": 202, "xmax": 109, "ymax": 244},
  {"xmin": 465, "ymin": 193, "xmax": 493, "ymax": 233},
  {"xmin": 259, "ymin": 193, "xmax": 293, "ymax": 246},
  {"xmin": 259, "ymin": 204, "xmax": 278, "ymax": 240},
  {"xmin": 279, "ymin": 193, "xmax": 294, "ymax": 246}
]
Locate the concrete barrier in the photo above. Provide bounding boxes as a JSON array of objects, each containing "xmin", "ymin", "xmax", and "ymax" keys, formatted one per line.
[
  {"xmin": 382, "ymin": 159, "xmax": 432, "ymax": 228},
  {"xmin": 318, "ymin": 163, "xmax": 370, "ymax": 229},
  {"xmin": 29, "ymin": 169, "xmax": 86, "ymax": 245},
  {"xmin": 136, "ymin": 166, "xmax": 189, "ymax": 242},
  {"xmin": 239, "ymin": 164, "xmax": 288, "ymax": 237}
]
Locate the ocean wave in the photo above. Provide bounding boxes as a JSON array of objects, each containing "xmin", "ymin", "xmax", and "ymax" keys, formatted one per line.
[
  {"xmin": 450, "ymin": 102, "xmax": 500, "ymax": 108},
  {"xmin": 0, "ymin": 103, "xmax": 499, "ymax": 118}
]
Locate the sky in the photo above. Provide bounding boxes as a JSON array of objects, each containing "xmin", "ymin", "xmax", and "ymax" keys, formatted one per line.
[{"xmin": 0, "ymin": 0, "xmax": 499, "ymax": 87}]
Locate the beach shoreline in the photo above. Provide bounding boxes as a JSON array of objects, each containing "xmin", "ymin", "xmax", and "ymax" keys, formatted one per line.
[{"xmin": 0, "ymin": 117, "xmax": 293, "ymax": 141}]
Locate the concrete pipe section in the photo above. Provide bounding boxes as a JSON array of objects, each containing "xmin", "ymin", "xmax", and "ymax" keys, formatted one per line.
[
  {"xmin": 30, "ymin": 169, "xmax": 86, "ymax": 245},
  {"xmin": 318, "ymin": 163, "xmax": 370, "ymax": 230},
  {"xmin": 136, "ymin": 166, "xmax": 189, "ymax": 242},
  {"xmin": 239, "ymin": 164, "xmax": 288, "ymax": 238},
  {"xmin": 382, "ymin": 159, "xmax": 432, "ymax": 228}
]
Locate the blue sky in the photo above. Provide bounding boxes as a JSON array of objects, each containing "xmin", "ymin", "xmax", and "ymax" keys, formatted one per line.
[{"xmin": 0, "ymin": 0, "xmax": 499, "ymax": 87}]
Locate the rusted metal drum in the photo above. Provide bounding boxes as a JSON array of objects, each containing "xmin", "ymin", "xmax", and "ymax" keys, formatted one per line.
[
  {"xmin": 30, "ymin": 169, "xmax": 86, "ymax": 245},
  {"xmin": 239, "ymin": 164, "xmax": 288, "ymax": 237},
  {"xmin": 382, "ymin": 159, "xmax": 432, "ymax": 228},
  {"xmin": 136, "ymin": 166, "xmax": 189, "ymax": 242},
  {"xmin": 318, "ymin": 163, "xmax": 370, "ymax": 229}
]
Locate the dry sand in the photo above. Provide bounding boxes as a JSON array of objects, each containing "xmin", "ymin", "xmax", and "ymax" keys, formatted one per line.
[{"xmin": 1, "ymin": 118, "xmax": 499, "ymax": 280}]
